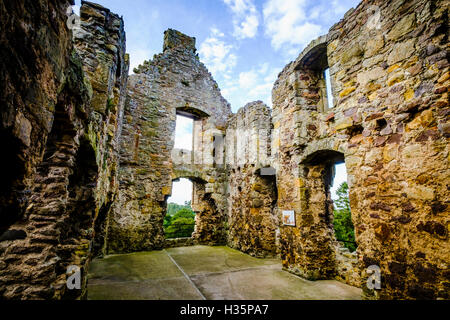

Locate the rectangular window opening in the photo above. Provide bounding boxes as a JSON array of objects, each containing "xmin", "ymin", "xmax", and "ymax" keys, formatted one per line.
[
  {"xmin": 174, "ymin": 114, "xmax": 193, "ymax": 151},
  {"xmin": 324, "ymin": 68, "xmax": 334, "ymax": 110}
]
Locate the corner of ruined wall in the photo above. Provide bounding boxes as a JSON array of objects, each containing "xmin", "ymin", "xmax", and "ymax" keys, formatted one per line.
[
  {"xmin": 0, "ymin": 0, "xmax": 90, "ymax": 201},
  {"xmin": 225, "ymin": 101, "xmax": 279, "ymax": 258},
  {"xmin": 73, "ymin": 1, "xmax": 130, "ymax": 257}
]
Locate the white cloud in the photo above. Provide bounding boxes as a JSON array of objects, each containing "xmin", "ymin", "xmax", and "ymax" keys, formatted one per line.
[
  {"xmin": 210, "ymin": 27, "xmax": 225, "ymax": 38},
  {"xmin": 263, "ymin": 0, "xmax": 323, "ymax": 53},
  {"xmin": 238, "ymin": 70, "xmax": 258, "ymax": 89},
  {"xmin": 259, "ymin": 62, "xmax": 269, "ymax": 75},
  {"xmin": 309, "ymin": 1, "xmax": 354, "ymax": 25},
  {"xmin": 221, "ymin": 86, "xmax": 236, "ymax": 99},
  {"xmin": 222, "ymin": 63, "xmax": 279, "ymax": 109},
  {"xmin": 199, "ymin": 28, "xmax": 237, "ymax": 78},
  {"xmin": 167, "ymin": 178, "xmax": 193, "ymax": 205},
  {"xmin": 248, "ymin": 82, "xmax": 273, "ymax": 105},
  {"xmin": 331, "ymin": 0, "xmax": 351, "ymax": 15},
  {"xmin": 263, "ymin": 0, "xmax": 360, "ymax": 56},
  {"xmin": 223, "ymin": 0, "xmax": 260, "ymax": 39},
  {"xmin": 264, "ymin": 67, "xmax": 280, "ymax": 83}
]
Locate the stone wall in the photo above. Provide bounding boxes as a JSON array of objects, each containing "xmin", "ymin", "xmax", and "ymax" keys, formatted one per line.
[
  {"xmin": 272, "ymin": 0, "xmax": 449, "ymax": 299},
  {"xmin": 226, "ymin": 102, "xmax": 278, "ymax": 258},
  {"xmin": 0, "ymin": 0, "xmax": 448, "ymax": 301},
  {"xmin": 0, "ymin": 1, "xmax": 128, "ymax": 299},
  {"xmin": 0, "ymin": 0, "xmax": 86, "ymax": 238},
  {"xmin": 108, "ymin": 29, "xmax": 231, "ymax": 253},
  {"xmin": 73, "ymin": 1, "xmax": 130, "ymax": 258}
]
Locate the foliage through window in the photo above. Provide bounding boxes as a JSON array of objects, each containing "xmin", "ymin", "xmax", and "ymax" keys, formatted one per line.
[
  {"xmin": 164, "ymin": 201, "xmax": 195, "ymax": 238},
  {"xmin": 333, "ymin": 182, "xmax": 356, "ymax": 252}
]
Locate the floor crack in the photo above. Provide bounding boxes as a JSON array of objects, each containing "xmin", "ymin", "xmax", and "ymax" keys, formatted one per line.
[{"xmin": 163, "ymin": 249, "xmax": 207, "ymax": 300}]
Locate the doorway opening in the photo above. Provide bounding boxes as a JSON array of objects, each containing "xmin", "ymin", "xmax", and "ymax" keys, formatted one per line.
[
  {"xmin": 297, "ymin": 150, "xmax": 359, "ymax": 282},
  {"xmin": 165, "ymin": 178, "xmax": 195, "ymax": 239}
]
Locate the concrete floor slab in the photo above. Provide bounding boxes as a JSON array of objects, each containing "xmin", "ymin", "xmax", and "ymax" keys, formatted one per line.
[
  {"xmin": 165, "ymin": 245, "xmax": 279, "ymax": 276},
  {"xmin": 88, "ymin": 278, "xmax": 204, "ymax": 300},
  {"xmin": 88, "ymin": 250, "xmax": 183, "ymax": 281},
  {"xmin": 190, "ymin": 267, "xmax": 361, "ymax": 300},
  {"xmin": 87, "ymin": 245, "xmax": 362, "ymax": 300}
]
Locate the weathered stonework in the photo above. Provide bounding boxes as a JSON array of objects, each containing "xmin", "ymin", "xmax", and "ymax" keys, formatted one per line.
[
  {"xmin": 0, "ymin": 0, "xmax": 448, "ymax": 301},
  {"xmin": 0, "ymin": 1, "xmax": 128, "ymax": 299},
  {"xmin": 0, "ymin": 0, "xmax": 88, "ymax": 240},
  {"xmin": 272, "ymin": 0, "xmax": 449, "ymax": 299},
  {"xmin": 226, "ymin": 102, "xmax": 279, "ymax": 258},
  {"xmin": 73, "ymin": 1, "xmax": 130, "ymax": 258},
  {"xmin": 108, "ymin": 29, "xmax": 231, "ymax": 253}
]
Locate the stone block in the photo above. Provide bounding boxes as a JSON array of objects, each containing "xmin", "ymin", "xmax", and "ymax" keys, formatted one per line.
[
  {"xmin": 335, "ymin": 117, "xmax": 354, "ymax": 131},
  {"xmin": 386, "ymin": 13, "xmax": 416, "ymax": 41},
  {"xmin": 387, "ymin": 39, "xmax": 416, "ymax": 65}
]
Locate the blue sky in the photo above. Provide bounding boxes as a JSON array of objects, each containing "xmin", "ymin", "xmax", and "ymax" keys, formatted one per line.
[
  {"xmin": 73, "ymin": 0, "xmax": 358, "ymax": 205},
  {"xmin": 73, "ymin": 0, "xmax": 360, "ymax": 111}
]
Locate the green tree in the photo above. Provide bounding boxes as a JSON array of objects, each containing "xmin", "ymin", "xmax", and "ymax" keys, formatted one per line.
[
  {"xmin": 163, "ymin": 214, "xmax": 172, "ymax": 228},
  {"xmin": 172, "ymin": 207, "xmax": 195, "ymax": 220},
  {"xmin": 167, "ymin": 202, "xmax": 192, "ymax": 216},
  {"xmin": 333, "ymin": 182, "xmax": 356, "ymax": 252},
  {"xmin": 164, "ymin": 204, "xmax": 195, "ymax": 238},
  {"xmin": 165, "ymin": 217, "xmax": 195, "ymax": 238}
]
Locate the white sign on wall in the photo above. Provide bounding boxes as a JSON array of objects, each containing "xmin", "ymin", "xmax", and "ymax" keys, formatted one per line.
[{"xmin": 282, "ymin": 210, "xmax": 295, "ymax": 226}]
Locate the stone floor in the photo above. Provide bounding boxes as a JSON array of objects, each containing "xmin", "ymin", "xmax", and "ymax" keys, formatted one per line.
[{"xmin": 87, "ymin": 245, "xmax": 362, "ymax": 300}]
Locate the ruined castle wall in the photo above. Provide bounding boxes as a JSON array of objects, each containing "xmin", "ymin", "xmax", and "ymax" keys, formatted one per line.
[
  {"xmin": 73, "ymin": 1, "xmax": 130, "ymax": 257},
  {"xmin": 272, "ymin": 0, "xmax": 449, "ymax": 299},
  {"xmin": 0, "ymin": 0, "xmax": 88, "ymax": 237},
  {"xmin": 109, "ymin": 30, "xmax": 231, "ymax": 253},
  {"xmin": 0, "ymin": 0, "xmax": 90, "ymax": 299},
  {"xmin": 226, "ymin": 101, "xmax": 279, "ymax": 258},
  {"xmin": 1, "ymin": 0, "xmax": 448, "ymax": 301},
  {"xmin": 0, "ymin": 1, "xmax": 128, "ymax": 299}
]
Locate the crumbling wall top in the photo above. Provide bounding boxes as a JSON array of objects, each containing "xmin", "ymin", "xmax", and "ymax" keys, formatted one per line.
[
  {"xmin": 164, "ymin": 29, "xmax": 196, "ymax": 53},
  {"xmin": 229, "ymin": 100, "xmax": 271, "ymax": 124}
]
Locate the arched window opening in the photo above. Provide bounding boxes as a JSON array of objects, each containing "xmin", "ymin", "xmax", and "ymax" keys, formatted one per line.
[{"xmin": 294, "ymin": 39, "xmax": 334, "ymax": 112}]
